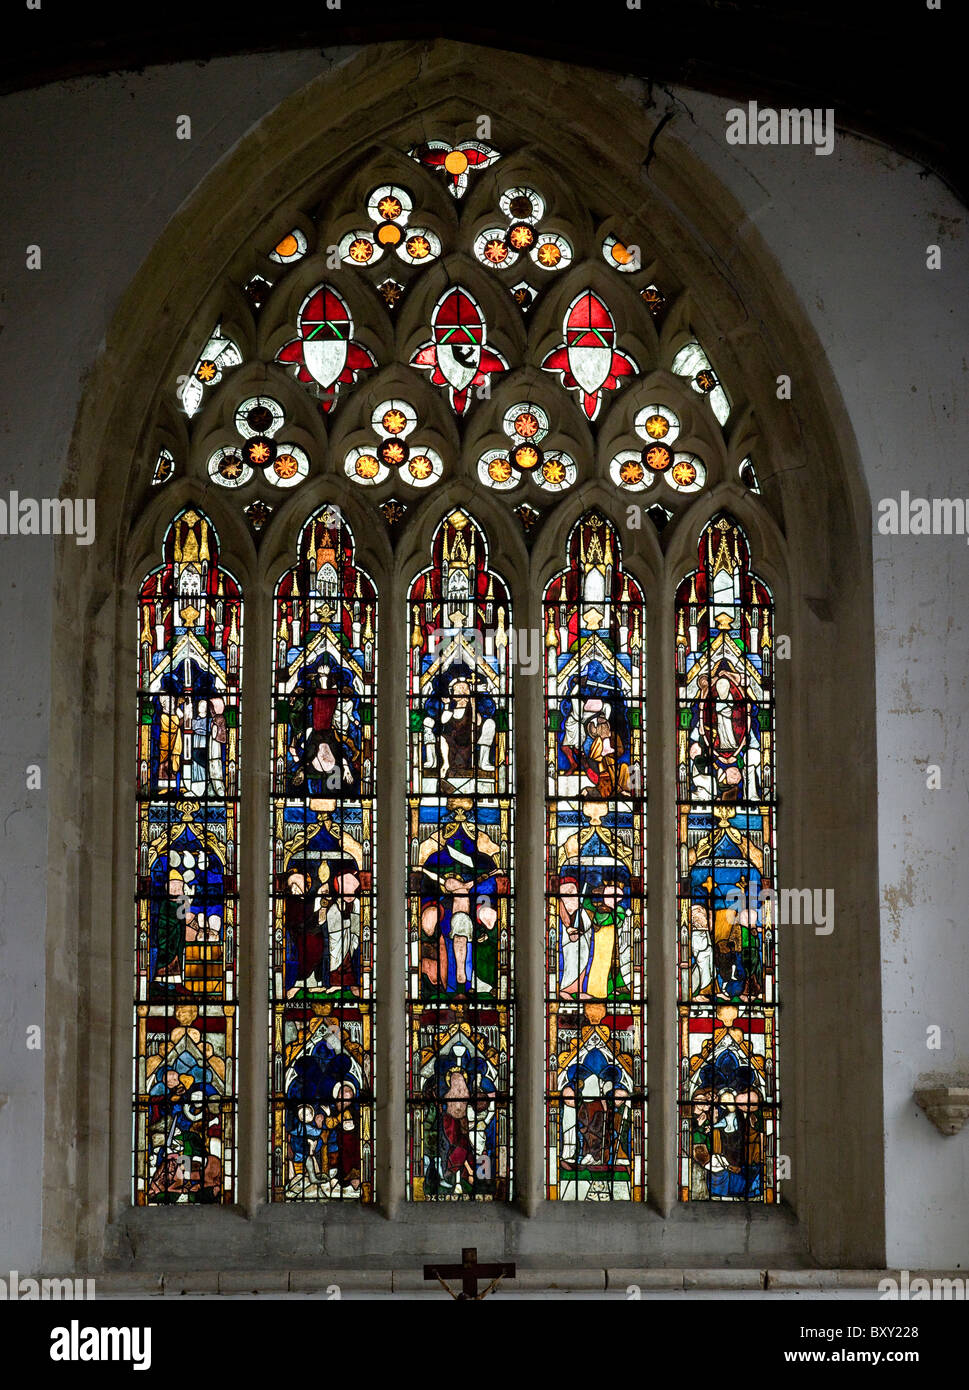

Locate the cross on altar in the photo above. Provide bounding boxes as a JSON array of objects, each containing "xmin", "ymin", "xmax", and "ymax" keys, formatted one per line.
[{"xmin": 424, "ymin": 1247, "xmax": 516, "ymax": 1300}]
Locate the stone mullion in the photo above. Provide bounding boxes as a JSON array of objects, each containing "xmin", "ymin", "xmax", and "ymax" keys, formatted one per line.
[
  {"xmin": 378, "ymin": 560, "xmax": 406, "ymax": 1217},
  {"xmin": 517, "ymin": 563, "xmax": 545, "ymax": 1215},
  {"xmin": 647, "ymin": 562, "xmax": 676, "ymax": 1214},
  {"xmin": 240, "ymin": 575, "xmax": 271, "ymax": 1213}
]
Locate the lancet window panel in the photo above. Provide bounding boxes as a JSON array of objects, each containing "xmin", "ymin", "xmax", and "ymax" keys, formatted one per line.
[
  {"xmin": 675, "ymin": 514, "xmax": 778, "ymax": 1203},
  {"xmin": 269, "ymin": 506, "xmax": 378, "ymax": 1202},
  {"xmin": 405, "ymin": 509, "xmax": 514, "ymax": 1201},
  {"xmin": 543, "ymin": 512, "xmax": 647, "ymax": 1202},
  {"xmin": 133, "ymin": 508, "xmax": 242, "ymax": 1205}
]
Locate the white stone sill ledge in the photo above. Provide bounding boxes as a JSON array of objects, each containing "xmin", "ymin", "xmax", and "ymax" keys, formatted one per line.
[{"xmin": 80, "ymin": 1268, "xmax": 951, "ymax": 1296}]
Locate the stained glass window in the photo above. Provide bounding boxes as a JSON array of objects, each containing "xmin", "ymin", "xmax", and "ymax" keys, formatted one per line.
[
  {"xmin": 179, "ymin": 323, "xmax": 243, "ymax": 418},
  {"xmin": 134, "ymin": 509, "xmax": 242, "ymax": 1204},
  {"xmin": 276, "ymin": 284, "xmax": 377, "ymax": 412},
  {"xmin": 269, "ymin": 228, "xmax": 308, "ymax": 265},
  {"xmin": 206, "ymin": 395, "xmax": 311, "ymax": 491},
  {"xmin": 151, "ymin": 449, "xmax": 174, "ymax": 486},
  {"xmin": 541, "ymin": 291, "xmax": 637, "ymax": 420},
  {"xmin": 476, "ymin": 402, "xmax": 577, "ymax": 494},
  {"xmin": 243, "ymin": 274, "xmax": 273, "ymax": 313},
  {"xmin": 739, "ymin": 457, "xmax": 762, "ymax": 493},
  {"xmin": 344, "ymin": 398, "xmax": 444, "ymax": 490},
  {"xmin": 601, "ymin": 235, "xmax": 642, "ymax": 272},
  {"xmin": 472, "ymin": 185, "xmax": 573, "ymax": 276},
  {"xmin": 406, "ymin": 510, "xmax": 513, "ymax": 1199},
  {"xmin": 675, "ymin": 514, "xmax": 777, "ymax": 1202},
  {"xmin": 671, "ymin": 340, "xmax": 731, "ymax": 426},
  {"xmin": 338, "ymin": 184, "xmax": 442, "ymax": 272},
  {"xmin": 410, "ymin": 287, "xmax": 508, "ymax": 415},
  {"xmin": 131, "ymin": 129, "xmax": 793, "ymax": 1216},
  {"xmin": 544, "ymin": 513, "xmax": 646, "ymax": 1201},
  {"xmin": 408, "ymin": 139, "xmax": 500, "ymax": 197},
  {"xmin": 641, "ymin": 284, "xmax": 666, "ymax": 316},
  {"xmin": 269, "ymin": 507, "xmax": 377, "ymax": 1202}
]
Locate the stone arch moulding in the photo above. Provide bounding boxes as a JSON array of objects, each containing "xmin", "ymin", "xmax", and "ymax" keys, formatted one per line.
[{"xmin": 47, "ymin": 38, "xmax": 883, "ymax": 1274}]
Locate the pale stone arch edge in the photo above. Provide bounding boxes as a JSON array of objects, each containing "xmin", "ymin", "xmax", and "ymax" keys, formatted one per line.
[{"xmin": 46, "ymin": 39, "xmax": 882, "ymax": 1271}]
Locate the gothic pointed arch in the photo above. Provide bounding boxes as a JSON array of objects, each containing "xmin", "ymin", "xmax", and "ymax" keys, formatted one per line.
[
  {"xmin": 405, "ymin": 507, "xmax": 515, "ymax": 1199},
  {"xmin": 674, "ymin": 512, "xmax": 777, "ymax": 1203},
  {"xmin": 134, "ymin": 507, "xmax": 244, "ymax": 1206},
  {"xmin": 543, "ymin": 510, "xmax": 647, "ymax": 1201},
  {"xmin": 49, "ymin": 39, "xmax": 882, "ymax": 1273},
  {"xmin": 269, "ymin": 504, "xmax": 379, "ymax": 1202}
]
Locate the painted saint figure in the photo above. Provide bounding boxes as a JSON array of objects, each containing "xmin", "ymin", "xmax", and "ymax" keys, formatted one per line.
[
  {"xmin": 289, "ymin": 665, "xmax": 362, "ymax": 797},
  {"xmin": 419, "ymin": 1043, "xmax": 499, "ymax": 1198},
  {"xmin": 156, "ymin": 693, "xmax": 182, "ymax": 789},
  {"xmin": 583, "ymin": 712, "xmax": 630, "ymax": 799},
  {"xmin": 422, "ymin": 667, "xmax": 497, "ymax": 786},
  {"xmin": 688, "ymin": 661, "xmax": 759, "ymax": 801},
  {"xmin": 419, "ymin": 828, "xmax": 500, "ymax": 997},
  {"xmin": 689, "ymin": 903, "xmax": 715, "ymax": 998},
  {"xmin": 207, "ymin": 697, "xmax": 227, "ymax": 795},
  {"xmin": 558, "ymin": 875, "xmax": 592, "ymax": 997},
  {"xmin": 146, "ymin": 1056, "xmax": 223, "ymax": 1203},
  {"xmin": 282, "ymin": 870, "xmax": 326, "ymax": 998},
  {"xmin": 689, "ymin": 1042, "xmax": 767, "ymax": 1199},
  {"xmin": 559, "ymin": 1051, "xmax": 631, "ymax": 1179},
  {"xmin": 285, "ymin": 1020, "xmax": 366, "ymax": 1197},
  {"xmin": 317, "ymin": 858, "xmax": 363, "ymax": 994}
]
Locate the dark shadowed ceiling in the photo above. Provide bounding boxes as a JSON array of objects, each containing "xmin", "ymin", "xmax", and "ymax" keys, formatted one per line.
[{"xmin": 3, "ymin": 0, "xmax": 963, "ymax": 204}]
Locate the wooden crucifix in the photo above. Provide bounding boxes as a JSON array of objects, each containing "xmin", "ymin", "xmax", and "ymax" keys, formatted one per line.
[{"xmin": 424, "ymin": 1247, "xmax": 516, "ymax": 1300}]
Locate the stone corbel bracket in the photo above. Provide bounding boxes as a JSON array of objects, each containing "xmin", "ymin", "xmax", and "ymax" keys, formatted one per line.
[{"xmin": 914, "ymin": 1083, "xmax": 969, "ymax": 1136}]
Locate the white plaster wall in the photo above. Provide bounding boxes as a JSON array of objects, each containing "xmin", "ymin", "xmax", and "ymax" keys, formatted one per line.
[
  {"xmin": 666, "ymin": 92, "xmax": 969, "ymax": 1269},
  {"xmin": 0, "ymin": 51, "xmax": 965, "ymax": 1272},
  {"xmin": 0, "ymin": 48, "xmax": 346, "ymax": 1273}
]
